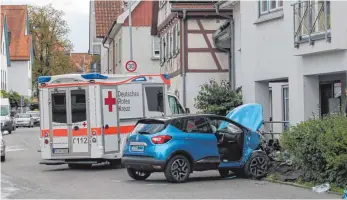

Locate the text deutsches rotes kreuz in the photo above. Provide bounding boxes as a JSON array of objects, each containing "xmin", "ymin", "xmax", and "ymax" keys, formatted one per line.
[{"xmin": 117, "ymin": 90, "xmax": 140, "ymax": 112}]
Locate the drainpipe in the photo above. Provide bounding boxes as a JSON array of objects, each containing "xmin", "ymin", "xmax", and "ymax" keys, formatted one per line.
[
  {"xmin": 102, "ymin": 39, "xmax": 110, "ymax": 74},
  {"xmin": 182, "ymin": 9, "xmax": 187, "ymax": 108},
  {"xmin": 215, "ymin": 5, "xmax": 235, "ymax": 91},
  {"xmin": 110, "ymin": 38, "xmax": 115, "ymax": 74}
]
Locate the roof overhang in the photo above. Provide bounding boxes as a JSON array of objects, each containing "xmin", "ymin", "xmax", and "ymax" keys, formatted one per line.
[
  {"xmin": 214, "ymin": 0, "xmax": 240, "ymax": 9},
  {"xmin": 102, "ymin": 0, "xmax": 141, "ymax": 44}
]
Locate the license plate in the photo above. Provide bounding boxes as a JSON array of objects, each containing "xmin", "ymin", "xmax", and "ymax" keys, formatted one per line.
[
  {"xmin": 131, "ymin": 145, "xmax": 144, "ymax": 152},
  {"xmin": 53, "ymin": 148, "xmax": 69, "ymax": 154}
]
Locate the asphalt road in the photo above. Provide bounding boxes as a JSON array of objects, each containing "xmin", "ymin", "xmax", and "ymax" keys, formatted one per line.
[{"xmin": 1, "ymin": 127, "xmax": 341, "ymax": 199}]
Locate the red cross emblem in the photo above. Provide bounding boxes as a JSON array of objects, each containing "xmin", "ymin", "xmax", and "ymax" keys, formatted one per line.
[
  {"xmin": 82, "ymin": 122, "xmax": 87, "ymax": 127},
  {"xmin": 104, "ymin": 91, "xmax": 116, "ymax": 112}
]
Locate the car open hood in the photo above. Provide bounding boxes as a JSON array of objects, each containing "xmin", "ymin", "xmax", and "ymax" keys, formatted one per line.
[{"xmin": 225, "ymin": 103, "xmax": 263, "ymax": 132}]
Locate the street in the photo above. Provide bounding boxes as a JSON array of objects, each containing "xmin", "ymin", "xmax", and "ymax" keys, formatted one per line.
[{"xmin": 1, "ymin": 127, "xmax": 340, "ymax": 199}]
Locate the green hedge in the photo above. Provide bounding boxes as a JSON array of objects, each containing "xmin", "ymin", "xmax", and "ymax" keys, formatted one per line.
[{"xmin": 280, "ymin": 112, "xmax": 347, "ymax": 187}]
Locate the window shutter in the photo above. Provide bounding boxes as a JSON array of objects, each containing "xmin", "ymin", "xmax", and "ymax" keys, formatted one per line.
[{"xmin": 176, "ymin": 24, "xmax": 180, "ymax": 54}]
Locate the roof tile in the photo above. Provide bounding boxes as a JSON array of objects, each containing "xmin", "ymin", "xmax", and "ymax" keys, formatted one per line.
[
  {"xmin": 1, "ymin": 5, "xmax": 31, "ymax": 61},
  {"xmin": 94, "ymin": 0, "xmax": 123, "ymax": 38},
  {"xmin": 123, "ymin": 1, "xmax": 153, "ymax": 27}
]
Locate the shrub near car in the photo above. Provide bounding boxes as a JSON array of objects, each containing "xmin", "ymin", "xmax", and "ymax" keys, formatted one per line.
[{"xmin": 121, "ymin": 103, "xmax": 269, "ymax": 183}]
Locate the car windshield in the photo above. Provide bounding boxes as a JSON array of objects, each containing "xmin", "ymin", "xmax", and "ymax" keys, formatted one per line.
[
  {"xmin": 0, "ymin": 105, "xmax": 9, "ymax": 116},
  {"xmin": 30, "ymin": 113, "xmax": 39, "ymax": 117},
  {"xmin": 18, "ymin": 114, "xmax": 30, "ymax": 118}
]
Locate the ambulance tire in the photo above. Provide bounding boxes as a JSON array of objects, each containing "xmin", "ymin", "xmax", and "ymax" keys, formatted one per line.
[
  {"xmin": 109, "ymin": 159, "xmax": 123, "ymax": 168},
  {"xmin": 68, "ymin": 164, "xmax": 92, "ymax": 169},
  {"xmin": 127, "ymin": 168, "xmax": 151, "ymax": 180}
]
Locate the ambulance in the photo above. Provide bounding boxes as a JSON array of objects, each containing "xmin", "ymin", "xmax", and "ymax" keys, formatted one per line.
[{"xmin": 38, "ymin": 73, "xmax": 189, "ymax": 168}]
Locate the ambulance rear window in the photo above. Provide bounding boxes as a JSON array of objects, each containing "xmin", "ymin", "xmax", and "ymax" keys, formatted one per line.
[
  {"xmin": 145, "ymin": 87, "xmax": 164, "ymax": 112},
  {"xmin": 132, "ymin": 121, "xmax": 167, "ymax": 135}
]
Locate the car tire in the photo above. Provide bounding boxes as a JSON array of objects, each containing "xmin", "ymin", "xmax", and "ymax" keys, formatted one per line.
[
  {"xmin": 164, "ymin": 155, "xmax": 191, "ymax": 183},
  {"xmin": 1, "ymin": 156, "xmax": 5, "ymax": 162},
  {"xmin": 218, "ymin": 169, "xmax": 234, "ymax": 178},
  {"xmin": 8, "ymin": 130, "xmax": 11, "ymax": 134},
  {"xmin": 127, "ymin": 168, "xmax": 151, "ymax": 180},
  {"xmin": 242, "ymin": 151, "xmax": 269, "ymax": 179}
]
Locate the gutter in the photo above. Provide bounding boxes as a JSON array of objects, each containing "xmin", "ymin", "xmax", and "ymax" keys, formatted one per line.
[
  {"xmin": 215, "ymin": 3, "xmax": 235, "ymax": 91},
  {"xmin": 102, "ymin": 41, "xmax": 110, "ymax": 74}
]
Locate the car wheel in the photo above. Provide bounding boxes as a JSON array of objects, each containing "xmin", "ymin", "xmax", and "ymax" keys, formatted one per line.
[
  {"xmin": 127, "ymin": 168, "xmax": 151, "ymax": 180},
  {"xmin": 218, "ymin": 169, "xmax": 234, "ymax": 178},
  {"xmin": 1, "ymin": 156, "xmax": 5, "ymax": 162},
  {"xmin": 243, "ymin": 151, "xmax": 269, "ymax": 179},
  {"xmin": 164, "ymin": 155, "xmax": 191, "ymax": 183},
  {"xmin": 8, "ymin": 130, "xmax": 11, "ymax": 134}
]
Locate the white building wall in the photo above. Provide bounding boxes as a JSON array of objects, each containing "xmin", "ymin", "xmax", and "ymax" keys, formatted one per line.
[
  {"xmin": 235, "ymin": 1, "xmax": 347, "ymax": 126},
  {"xmin": 1, "ymin": 28, "xmax": 8, "ymax": 92},
  {"xmin": 8, "ymin": 61, "xmax": 31, "ymax": 97},
  {"xmin": 116, "ymin": 27, "xmax": 160, "ymax": 75}
]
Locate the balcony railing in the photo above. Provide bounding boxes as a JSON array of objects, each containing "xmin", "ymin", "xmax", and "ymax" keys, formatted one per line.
[{"xmin": 293, "ymin": 0, "xmax": 331, "ymax": 48}]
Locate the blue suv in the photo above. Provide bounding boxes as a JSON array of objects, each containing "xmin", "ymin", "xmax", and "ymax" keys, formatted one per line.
[{"xmin": 121, "ymin": 103, "xmax": 269, "ymax": 183}]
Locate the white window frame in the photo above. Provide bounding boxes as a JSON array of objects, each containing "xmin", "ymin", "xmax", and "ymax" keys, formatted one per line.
[
  {"xmin": 152, "ymin": 36, "xmax": 160, "ymax": 58},
  {"xmin": 282, "ymin": 85, "xmax": 289, "ymax": 131},
  {"xmin": 260, "ymin": 0, "xmax": 283, "ymax": 15},
  {"xmin": 168, "ymin": 30, "xmax": 172, "ymax": 59}
]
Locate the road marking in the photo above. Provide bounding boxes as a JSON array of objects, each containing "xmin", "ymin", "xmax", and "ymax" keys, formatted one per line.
[
  {"xmin": 5, "ymin": 146, "xmax": 26, "ymax": 152},
  {"xmin": 146, "ymin": 184, "xmax": 168, "ymax": 186},
  {"xmin": 111, "ymin": 180, "xmax": 123, "ymax": 183}
]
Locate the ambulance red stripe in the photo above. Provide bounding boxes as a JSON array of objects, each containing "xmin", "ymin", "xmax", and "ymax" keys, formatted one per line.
[{"xmin": 40, "ymin": 125, "xmax": 135, "ymax": 137}]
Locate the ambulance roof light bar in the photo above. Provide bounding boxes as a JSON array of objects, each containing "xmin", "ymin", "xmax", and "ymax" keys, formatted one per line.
[
  {"xmin": 81, "ymin": 73, "xmax": 108, "ymax": 80},
  {"xmin": 38, "ymin": 76, "xmax": 51, "ymax": 84}
]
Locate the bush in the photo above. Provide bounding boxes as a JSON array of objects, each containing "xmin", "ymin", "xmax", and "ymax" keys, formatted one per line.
[
  {"xmin": 280, "ymin": 112, "xmax": 347, "ymax": 187},
  {"xmin": 194, "ymin": 79, "xmax": 242, "ymax": 116}
]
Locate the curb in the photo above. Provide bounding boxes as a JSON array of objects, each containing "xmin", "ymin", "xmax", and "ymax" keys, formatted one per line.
[{"xmin": 264, "ymin": 178, "xmax": 343, "ymax": 196}]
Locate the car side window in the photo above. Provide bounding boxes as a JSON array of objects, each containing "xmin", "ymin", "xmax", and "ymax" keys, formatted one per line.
[
  {"xmin": 207, "ymin": 117, "xmax": 242, "ymax": 134},
  {"xmin": 184, "ymin": 117, "xmax": 212, "ymax": 134},
  {"xmin": 168, "ymin": 95, "xmax": 185, "ymax": 114},
  {"xmin": 170, "ymin": 119, "xmax": 185, "ymax": 131}
]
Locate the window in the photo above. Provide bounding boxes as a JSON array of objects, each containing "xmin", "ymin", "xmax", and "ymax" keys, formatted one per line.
[
  {"xmin": 174, "ymin": 23, "xmax": 180, "ymax": 55},
  {"xmin": 132, "ymin": 121, "xmax": 167, "ymax": 135},
  {"xmin": 145, "ymin": 86, "xmax": 164, "ymax": 112},
  {"xmin": 51, "ymin": 93, "xmax": 67, "ymax": 123},
  {"xmin": 260, "ymin": 0, "xmax": 283, "ymax": 14},
  {"xmin": 282, "ymin": 86, "xmax": 289, "ymax": 130},
  {"xmin": 165, "ymin": 33, "xmax": 169, "ymax": 60},
  {"xmin": 71, "ymin": 89, "xmax": 87, "ymax": 123},
  {"xmin": 168, "ymin": 95, "xmax": 185, "ymax": 114},
  {"xmin": 170, "ymin": 119, "xmax": 185, "ymax": 131},
  {"xmin": 294, "ymin": 0, "xmax": 331, "ymax": 42},
  {"xmin": 185, "ymin": 117, "xmax": 212, "ymax": 134},
  {"xmin": 168, "ymin": 30, "xmax": 172, "ymax": 58},
  {"xmin": 152, "ymin": 36, "xmax": 160, "ymax": 58},
  {"xmin": 207, "ymin": 117, "xmax": 242, "ymax": 134},
  {"xmin": 160, "ymin": 37, "xmax": 165, "ymax": 65}
]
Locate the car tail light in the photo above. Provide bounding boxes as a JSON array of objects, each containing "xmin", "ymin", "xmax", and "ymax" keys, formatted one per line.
[{"xmin": 151, "ymin": 135, "xmax": 172, "ymax": 144}]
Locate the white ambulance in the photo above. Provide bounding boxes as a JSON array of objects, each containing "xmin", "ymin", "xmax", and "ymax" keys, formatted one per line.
[{"xmin": 38, "ymin": 73, "xmax": 189, "ymax": 168}]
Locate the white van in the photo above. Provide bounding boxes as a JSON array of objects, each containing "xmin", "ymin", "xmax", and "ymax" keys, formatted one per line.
[{"xmin": 38, "ymin": 73, "xmax": 189, "ymax": 168}]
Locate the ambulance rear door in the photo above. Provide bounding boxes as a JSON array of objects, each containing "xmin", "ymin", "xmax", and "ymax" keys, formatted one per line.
[
  {"xmin": 49, "ymin": 86, "xmax": 91, "ymax": 158},
  {"xmin": 142, "ymin": 83, "xmax": 166, "ymax": 117}
]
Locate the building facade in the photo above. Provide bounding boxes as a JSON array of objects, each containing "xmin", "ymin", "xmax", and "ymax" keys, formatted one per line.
[
  {"xmin": 103, "ymin": 0, "xmax": 160, "ymax": 75},
  {"xmin": 151, "ymin": 1, "xmax": 232, "ymax": 113},
  {"xmin": 0, "ymin": 11, "xmax": 11, "ymax": 92},
  {"xmin": 215, "ymin": 0, "xmax": 347, "ymax": 132},
  {"xmin": 2, "ymin": 5, "xmax": 33, "ymax": 98},
  {"xmin": 89, "ymin": 0, "xmax": 123, "ymax": 73}
]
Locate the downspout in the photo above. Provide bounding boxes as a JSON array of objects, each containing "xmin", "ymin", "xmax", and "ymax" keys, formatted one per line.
[
  {"xmin": 110, "ymin": 38, "xmax": 115, "ymax": 74},
  {"xmin": 215, "ymin": 5, "xmax": 235, "ymax": 91},
  {"xmin": 102, "ymin": 39, "xmax": 110, "ymax": 74},
  {"xmin": 182, "ymin": 9, "xmax": 187, "ymax": 109}
]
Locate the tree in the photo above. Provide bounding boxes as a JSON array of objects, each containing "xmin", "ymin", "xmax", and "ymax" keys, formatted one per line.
[
  {"xmin": 194, "ymin": 79, "xmax": 243, "ymax": 116},
  {"xmin": 29, "ymin": 4, "xmax": 74, "ymax": 97}
]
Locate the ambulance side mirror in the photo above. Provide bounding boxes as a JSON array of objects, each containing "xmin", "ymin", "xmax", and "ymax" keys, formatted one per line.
[{"xmin": 185, "ymin": 108, "xmax": 190, "ymax": 114}]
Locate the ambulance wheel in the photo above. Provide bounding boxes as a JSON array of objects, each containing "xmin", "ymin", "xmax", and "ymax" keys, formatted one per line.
[
  {"xmin": 1, "ymin": 156, "xmax": 5, "ymax": 162},
  {"xmin": 68, "ymin": 164, "xmax": 92, "ymax": 169},
  {"xmin": 127, "ymin": 168, "xmax": 151, "ymax": 180},
  {"xmin": 109, "ymin": 159, "xmax": 123, "ymax": 168}
]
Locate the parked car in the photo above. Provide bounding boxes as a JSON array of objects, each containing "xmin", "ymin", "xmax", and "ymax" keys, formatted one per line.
[
  {"xmin": 15, "ymin": 113, "xmax": 34, "ymax": 128},
  {"xmin": 1, "ymin": 98, "xmax": 16, "ymax": 134},
  {"xmin": 26, "ymin": 111, "xmax": 40, "ymax": 125},
  {"xmin": 1, "ymin": 132, "xmax": 6, "ymax": 162},
  {"xmin": 121, "ymin": 103, "xmax": 269, "ymax": 183}
]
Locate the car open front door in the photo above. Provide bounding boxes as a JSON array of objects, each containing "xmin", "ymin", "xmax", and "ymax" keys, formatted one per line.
[{"xmin": 49, "ymin": 87, "xmax": 91, "ymax": 158}]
